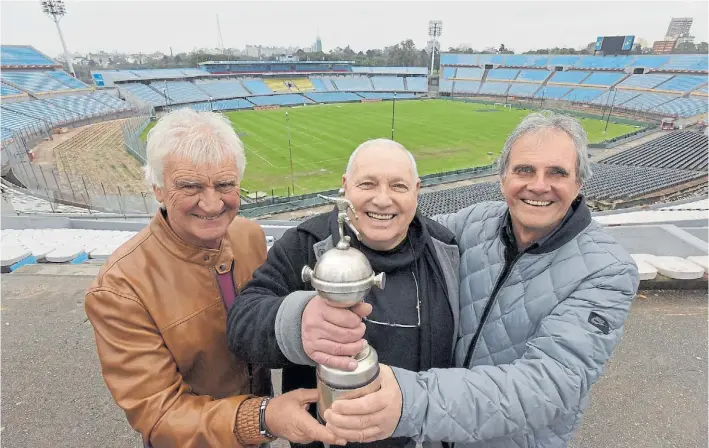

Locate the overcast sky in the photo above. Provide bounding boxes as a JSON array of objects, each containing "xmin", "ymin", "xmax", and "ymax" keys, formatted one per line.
[{"xmin": 2, "ymin": 0, "xmax": 707, "ymax": 57}]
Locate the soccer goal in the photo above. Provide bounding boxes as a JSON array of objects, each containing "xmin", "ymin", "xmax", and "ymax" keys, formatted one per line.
[{"xmin": 494, "ymin": 103, "xmax": 512, "ymax": 110}]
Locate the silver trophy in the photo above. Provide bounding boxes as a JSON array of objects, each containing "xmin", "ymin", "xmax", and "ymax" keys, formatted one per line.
[{"xmin": 301, "ymin": 190, "xmax": 385, "ymax": 423}]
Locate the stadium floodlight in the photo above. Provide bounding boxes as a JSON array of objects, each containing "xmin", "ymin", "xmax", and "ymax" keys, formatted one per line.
[
  {"xmin": 428, "ymin": 20, "xmax": 442, "ymax": 78},
  {"xmin": 41, "ymin": 0, "xmax": 75, "ymax": 77}
]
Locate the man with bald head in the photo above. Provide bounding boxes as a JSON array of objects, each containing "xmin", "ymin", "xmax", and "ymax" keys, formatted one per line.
[{"xmin": 227, "ymin": 139, "xmax": 460, "ymax": 448}]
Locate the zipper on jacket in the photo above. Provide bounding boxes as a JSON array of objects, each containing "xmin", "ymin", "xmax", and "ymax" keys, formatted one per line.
[{"xmin": 462, "ymin": 242, "xmax": 537, "ymax": 369}]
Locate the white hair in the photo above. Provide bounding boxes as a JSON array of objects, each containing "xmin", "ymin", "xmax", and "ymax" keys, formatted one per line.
[
  {"xmin": 499, "ymin": 110, "xmax": 591, "ymax": 185},
  {"xmin": 144, "ymin": 108, "xmax": 246, "ymax": 188},
  {"xmin": 345, "ymin": 138, "xmax": 418, "ymax": 179}
]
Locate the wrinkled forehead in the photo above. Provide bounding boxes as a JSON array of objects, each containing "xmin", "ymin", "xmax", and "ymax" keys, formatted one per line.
[
  {"xmin": 509, "ymin": 129, "xmax": 577, "ymax": 169},
  {"xmin": 164, "ymin": 155, "xmax": 239, "ymax": 178},
  {"xmin": 349, "ymin": 145, "xmax": 415, "ymax": 181}
]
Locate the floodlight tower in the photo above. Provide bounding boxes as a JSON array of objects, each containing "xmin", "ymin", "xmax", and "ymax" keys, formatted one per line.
[
  {"xmin": 428, "ymin": 20, "xmax": 442, "ymax": 78},
  {"xmin": 41, "ymin": 0, "xmax": 76, "ymax": 77}
]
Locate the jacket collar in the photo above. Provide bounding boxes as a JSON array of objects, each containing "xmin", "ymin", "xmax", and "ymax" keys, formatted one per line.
[
  {"xmin": 500, "ymin": 195, "xmax": 592, "ymax": 255},
  {"xmin": 150, "ymin": 210, "xmax": 234, "ymax": 271}
]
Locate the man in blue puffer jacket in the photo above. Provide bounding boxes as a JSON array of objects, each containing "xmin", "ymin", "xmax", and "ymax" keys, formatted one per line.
[{"xmin": 281, "ymin": 111, "xmax": 640, "ymax": 448}]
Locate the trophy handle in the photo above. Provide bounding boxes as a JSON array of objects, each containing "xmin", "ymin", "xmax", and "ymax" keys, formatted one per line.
[{"xmin": 317, "ymin": 192, "xmax": 361, "ymax": 243}]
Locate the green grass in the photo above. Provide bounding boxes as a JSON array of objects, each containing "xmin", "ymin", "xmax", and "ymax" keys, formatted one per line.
[{"xmin": 142, "ymin": 100, "xmax": 639, "ymax": 196}]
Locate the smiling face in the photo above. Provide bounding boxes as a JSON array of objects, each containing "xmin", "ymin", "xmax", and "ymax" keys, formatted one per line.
[
  {"xmin": 342, "ymin": 144, "xmax": 420, "ymax": 251},
  {"xmin": 153, "ymin": 154, "xmax": 240, "ymax": 249},
  {"xmin": 500, "ymin": 129, "xmax": 582, "ymax": 248}
]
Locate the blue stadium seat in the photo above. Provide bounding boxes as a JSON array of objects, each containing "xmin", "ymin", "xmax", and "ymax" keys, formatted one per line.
[
  {"xmin": 440, "ymin": 54, "xmax": 478, "ymax": 66},
  {"xmin": 455, "ymin": 68, "xmax": 484, "ymax": 79},
  {"xmin": 371, "ymin": 76, "xmax": 405, "ymax": 91},
  {"xmin": 617, "ymin": 74, "xmax": 673, "ymax": 89},
  {"xmin": 478, "ymin": 82, "xmax": 510, "ymax": 96},
  {"xmin": 332, "ymin": 76, "xmax": 373, "ymax": 91},
  {"xmin": 308, "ymin": 77, "xmax": 331, "ymax": 92},
  {"xmin": 2, "ymin": 97, "xmax": 82, "ymax": 126},
  {"xmin": 405, "ymin": 77, "xmax": 427, "ymax": 92},
  {"xmin": 453, "ymin": 81, "xmax": 480, "ymax": 94},
  {"xmin": 0, "ymin": 108, "xmax": 46, "ymax": 133},
  {"xmin": 581, "ymin": 72, "xmax": 626, "ymax": 86},
  {"xmin": 619, "ymin": 93, "xmax": 679, "ymax": 112},
  {"xmin": 357, "ymin": 92, "xmax": 417, "ymax": 100},
  {"xmin": 628, "ymin": 56, "xmax": 670, "ymax": 69},
  {"xmin": 534, "ymin": 86, "xmax": 572, "ymax": 99},
  {"xmin": 242, "ymin": 79, "xmax": 273, "ymax": 95},
  {"xmin": 651, "ymin": 97, "xmax": 708, "ymax": 117},
  {"xmin": 304, "ymin": 92, "xmax": 362, "ymax": 103},
  {"xmin": 182, "ymin": 98, "xmax": 253, "ymax": 112},
  {"xmin": 90, "ymin": 92, "xmax": 132, "ymax": 111},
  {"xmin": 516, "ymin": 70, "xmax": 550, "ymax": 82},
  {"xmin": 439, "ymin": 80, "xmax": 453, "ymax": 93},
  {"xmin": 151, "ymin": 81, "xmax": 209, "ymax": 104},
  {"xmin": 1, "ymin": 46, "xmax": 57, "ymax": 66},
  {"xmin": 442, "ymin": 67, "xmax": 457, "ymax": 80},
  {"xmin": 44, "ymin": 95, "xmax": 116, "ymax": 118},
  {"xmin": 575, "ymin": 56, "xmax": 634, "ymax": 70},
  {"xmin": 45, "ymin": 71, "xmax": 90, "ymax": 89},
  {"xmin": 591, "ymin": 90, "xmax": 640, "ymax": 106},
  {"xmin": 502, "ymin": 55, "xmax": 536, "ymax": 67},
  {"xmin": 548, "ymin": 55, "xmax": 581, "ymax": 66},
  {"xmin": 0, "ymin": 71, "xmax": 73, "ymax": 94},
  {"xmin": 661, "ymin": 55, "xmax": 709, "ymax": 71},
  {"xmin": 563, "ymin": 88, "xmax": 605, "ymax": 103},
  {"xmin": 486, "ymin": 69, "xmax": 519, "ymax": 80},
  {"xmin": 507, "ymin": 83, "xmax": 541, "ymax": 98},
  {"xmin": 1, "ymin": 83, "xmax": 24, "ymax": 96},
  {"xmin": 194, "ymin": 80, "xmax": 251, "ymax": 99},
  {"xmin": 248, "ymin": 94, "xmax": 313, "ymax": 106},
  {"xmin": 695, "ymin": 85, "xmax": 709, "ymax": 94},
  {"xmin": 654, "ymin": 75, "xmax": 707, "ymax": 92},
  {"xmin": 548, "ymin": 71, "xmax": 591, "ymax": 84},
  {"xmin": 118, "ymin": 83, "xmax": 168, "ymax": 107}
]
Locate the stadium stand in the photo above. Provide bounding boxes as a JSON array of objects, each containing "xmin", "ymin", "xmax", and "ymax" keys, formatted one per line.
[
  {"xmin": 417, "ymin": 163, "xmax": 706, "ymax": 216},
  {"xmin": 548, "ymin": 71, "xmax": 591, "ymax": 84},
  {"xmin": 1, "ymin": 45, "xmax": 58, "ymax": 67},
  {"xmin": 563, "ymin": 88, "xmax": 605, "ymax": 103},
  {"xmin": 652, "ymin": 97, "xmax": 708, "ymax": 118},
  {"xmin": 516, "ymin": 69, "xmax": 550, "ymax": 82},
  {"xmin": 628, "ymin": 55, "xmax": 670, "ymax": 69},
  {"xmin": 619, "ymin": 92, "xmax": 680, "ymax": 112},
  {"xmin": 654, "ymin": 75, "xmax": 707, "ymax": 92},
  {"xmin": 576, "ymin": 55, "xmax": 634, "ymax": 70},
  {"xmin": 1, "ymin": 83, "xmax": 25, "ymax": 96},
  {"xmin": 194, "ymin": 79, "xmax": 251, "ymax": 99},
  {"xmin": 248, "ymin": 94, "xmax": 313, "ymax": 106},
  {"xmin": 264, "ymin": 79, "xmax": 291, "ymax": 93},
  {"xmin": 440, "ymin": 53, "xmax": 478, "ymax": 66},
  {"xmin": 0, "ymin": 108, "xmax": 47, "ymax": 133},
  {"xmin": 455, "ymin": 67, "xmax": 484, "ymax": 79},
  {"xmin": 2, "ymin": 99, "xmax": 81, "ymax": 125},
  {"xmin": 180, "ymin": 98, "xmax": 254, "ymax": 112},
  {"xmin": 405, "ymin": 77, "xmax": 428, "ymax": 92},
  {"xmin": 662, "ymin": 55, "xmax": 709, "ymax": 71},
  {"xmin": 600, "ymin": 131, "xmax": 708, "ymax": 171},
  {"xmin": 439, "ymin": 80, "xmax": 453, "ymax": 93},
  {"xmin": 90, "ymin": 92, "xmax": 133, "ymax": 111},
  {"xmin": 332, "ymin": 76, "xmax": 374, "ymax": 91},
  {"xmin": 581, "ymin": 72, "xmax": 626, "ymax": 86},
  {"xmin": 616, "ymin": 74, "xmax": 675, "ymax": 89},
  {"xmin": 308, "ymin": 77, "xmax": 331, "ymax": 92},
  {"xmin": 486, "ymin": 69, "xmax": 519, "ymax": 81},
  {"xmin": 453, "ymin": 81, "xmax": 480, "ymax": 94},
  {"xmin": 0, "ymin": 71, "xmax": 86, "ymax": 94},
  {"xmin": 352, "ymin": 67, "xmax": 427, "ymax": 75},
  {"xmin": 153, "ymin": 81, "xmax": 209, "ymax": 104},
  {"xmin": 548, "ymin": 55, "xmax": 581, "ymax": 66},
  {"xmin": 371, "ymin": 76, "xmax": 405, "ymax": 91},
  {"xmin": 695, "ymin": 85, "xmax": 709, "ymax": 95},
  {"xmin": 591, "ymin": 90, "xmax": 640, "ymax": 106},
  {"xmin": 478, "ymin": 82, "xmax": 510, "ymax": 96},
  {"xmin": 43, "ymin": 95, "xmax": 120, "ymax": 118},
  {"xmin": 442, "ymin": 67, "xmax": 457, "ymax": 80},
  {"xmin": 292, "ymin": 79, "xmax": 315, "ymax": 92},
  {"xmin": 506, "ymin": 83, "xmax": 541, "ymax": 97},
  {"xmin": 535, "ymin": 86, "xmax": 572, "ymax": 99},
  {"xmin": 45, "ymin": 71, "xmax": 90, "ymax": 90},
  {"xmin": 356, "ymin": 92, "xmax": 418, "ymax": 100},
  {"xmin": 304, "ymin": 92, "xmax": 362, "ymax": 103},
  {"xmin": 242, "ymin": 79, "xmax": 273, "ymax": 95},
  {"xmin": 118, "ymin": 83, "xmax": 167, "ymax": 107}
]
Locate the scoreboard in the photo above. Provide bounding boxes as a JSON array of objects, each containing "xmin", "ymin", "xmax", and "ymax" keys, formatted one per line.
[{"xmin": 595, "ymin": 36, "xmax": 635, "ymax": 54}]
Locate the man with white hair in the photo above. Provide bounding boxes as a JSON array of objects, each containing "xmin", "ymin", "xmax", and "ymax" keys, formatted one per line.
[
  {"xmin": 227, "ymin": 138, "xmax": 461, "ymax": 448},
  {"xmin": 85, "ymin": 109, "xmax": 344, "ymax": 447},
  {"xmin": 268, "ymin": 112, "xmax": 640, "ymax": 448}
]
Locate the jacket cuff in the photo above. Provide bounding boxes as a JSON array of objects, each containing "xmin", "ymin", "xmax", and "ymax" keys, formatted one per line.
[
  {"xmin": 390, "ymin": 366, "xmax": 419, "ymax": 439},
  {"xmin": 275, "ymin": 290, "xmax": 317, "ymax": 366}
]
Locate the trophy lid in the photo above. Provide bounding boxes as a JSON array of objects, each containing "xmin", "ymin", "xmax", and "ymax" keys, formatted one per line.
[{"xmin": 316, "ymin": 345, "xmax": 380, "ymax": 388}]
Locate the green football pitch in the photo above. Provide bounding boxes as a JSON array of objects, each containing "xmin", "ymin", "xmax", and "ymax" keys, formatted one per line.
[{"xmin": 142, "ymin": 99, "xmax": 639, "ymax": 196}]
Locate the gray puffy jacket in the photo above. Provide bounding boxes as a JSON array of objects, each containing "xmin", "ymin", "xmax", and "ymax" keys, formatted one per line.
[{"xmin": 392, "ymin": 199, "xmax": 639, "ymax": 448}]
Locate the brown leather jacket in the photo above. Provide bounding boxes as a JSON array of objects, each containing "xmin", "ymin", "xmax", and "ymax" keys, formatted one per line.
[{"xmin": 85, "ymin": 211, "xmax": 270, "ymax": 447}]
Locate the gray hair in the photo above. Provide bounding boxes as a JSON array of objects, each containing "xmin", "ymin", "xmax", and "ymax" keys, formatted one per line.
[
  {"xmin": 144, "ymin": 108, "xmax": 246, "ymax": 188},
  {"xmin": 498, "ymin": 111, "xmax": 591, "ymax": 185},
  {"xmin": 345, "ymin": 138, "xmax": 418, "ymax": 179}
]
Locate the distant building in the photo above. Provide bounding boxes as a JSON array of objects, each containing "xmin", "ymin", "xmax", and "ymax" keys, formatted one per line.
[
  {"xmin": 315, "ymin": 35, "xmax": 323, "ymax": 53},
  {"xmin": 652, "ymin": 40, "xmax": 677, "ymax": 54},
  {"xmin": 665, "ymin": 17, "xmax": 693, "ymax": 40}
]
